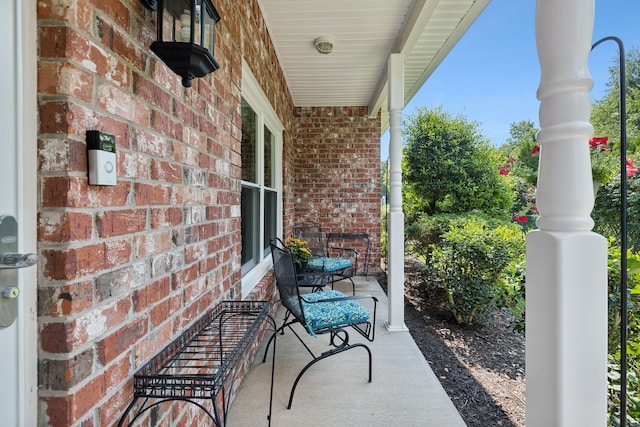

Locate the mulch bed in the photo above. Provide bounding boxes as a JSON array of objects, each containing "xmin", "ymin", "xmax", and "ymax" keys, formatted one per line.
[{"xmin": 380, "ymin": 256, "xmax": 526, "ymax": 426}]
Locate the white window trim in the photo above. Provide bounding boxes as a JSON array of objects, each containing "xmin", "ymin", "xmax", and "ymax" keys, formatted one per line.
[{"xmin": 240, "ymin": 61, "xmax": 283, "ymax": 297}]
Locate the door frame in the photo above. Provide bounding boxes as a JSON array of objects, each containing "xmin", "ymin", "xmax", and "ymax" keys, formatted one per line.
[{"xmin": 14, "ymin": 0, "xmax": 38, "ymax": 424}]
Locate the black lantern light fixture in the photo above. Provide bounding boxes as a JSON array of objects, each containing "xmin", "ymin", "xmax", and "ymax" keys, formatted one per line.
[{"xmin": 142, "ymin": 0, "xmax": 220, "ymax": 88}]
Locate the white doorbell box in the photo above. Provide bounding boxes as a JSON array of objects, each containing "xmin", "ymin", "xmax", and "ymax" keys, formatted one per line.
[{"xmin": 86, "ymin": 130, "xmax": 117, "ymax": 186}]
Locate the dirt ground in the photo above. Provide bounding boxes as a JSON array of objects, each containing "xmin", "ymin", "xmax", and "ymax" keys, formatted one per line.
[{"xmin": 382, "ymin": 256, "xmax": 526, "ymax": 426}]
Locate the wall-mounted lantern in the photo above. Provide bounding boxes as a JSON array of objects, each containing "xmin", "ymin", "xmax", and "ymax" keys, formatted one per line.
[{"xmin": 142, "ymin": 0, "xmax": 221, "ymax": 87}]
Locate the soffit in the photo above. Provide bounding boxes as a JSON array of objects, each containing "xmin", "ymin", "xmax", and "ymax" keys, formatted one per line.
[{"xmin": 258, "ymin": 0, "xmax": 490, "ymax": 127}]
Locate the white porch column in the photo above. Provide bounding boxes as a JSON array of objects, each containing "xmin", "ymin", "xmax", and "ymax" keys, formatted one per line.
[
  {"xmin": 528, "ymin": 1, "xmax": 607, "ymax": 425},
  {"xmin": 386, "ymin": 53, "xmax": 408, "ymax": 332}
]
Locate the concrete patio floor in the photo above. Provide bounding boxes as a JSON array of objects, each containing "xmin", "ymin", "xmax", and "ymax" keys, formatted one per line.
[{"xmin": 227, "ymin": 276, "xmax": 466, "ymax": 426}]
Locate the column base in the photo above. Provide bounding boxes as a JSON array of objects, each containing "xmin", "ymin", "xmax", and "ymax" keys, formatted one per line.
[{"xmin": 384, "ymin": 320, "xmax": 409, "ymax": 332}]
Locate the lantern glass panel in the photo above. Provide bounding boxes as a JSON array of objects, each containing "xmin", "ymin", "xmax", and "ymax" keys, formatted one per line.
[
  {"xmin": 201, "ymin": 0, "xmax": 217, "ymax": 53},
  {"xmin": 157, "ymin": 0, "xmax": 183, "ymax": 43}
]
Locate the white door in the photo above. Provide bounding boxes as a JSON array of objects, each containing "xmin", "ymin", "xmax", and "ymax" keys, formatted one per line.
[{"xmin": 0, "ymin": 0, "xmax": 38, "ymax": 425}]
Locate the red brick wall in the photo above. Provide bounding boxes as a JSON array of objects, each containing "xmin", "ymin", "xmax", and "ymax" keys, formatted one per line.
[
  {"xmin": 36, "ymin": 0, "xmax": 381, "ymax": 425},
  {"xmin": 36, "ymin": 1, "xmax": 290, "ymax": 425},
  {"xmin": 294, "ymin": 107, "xmax": 382, "ymax": 276}
]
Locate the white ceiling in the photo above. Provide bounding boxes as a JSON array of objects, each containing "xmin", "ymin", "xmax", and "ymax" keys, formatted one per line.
[{"xmin": 258, "ymin": 0, "xmax": 491, "ymax": 126}]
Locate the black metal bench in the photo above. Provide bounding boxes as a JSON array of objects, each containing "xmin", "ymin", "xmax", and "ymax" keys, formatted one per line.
[{"xmin": 117, "ymin": 300, "xmax": 276, "ymax": 427}]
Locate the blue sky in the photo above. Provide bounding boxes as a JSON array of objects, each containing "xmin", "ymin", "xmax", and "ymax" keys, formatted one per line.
[{"xmin": 381, "ymin": 0, "xmax": 640, "ymax": 160}]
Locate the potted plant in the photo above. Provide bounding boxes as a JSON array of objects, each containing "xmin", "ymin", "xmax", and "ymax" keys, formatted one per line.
[{"xmin": 284, "ymin": 237, "xmax": 313, "ymax": 272}]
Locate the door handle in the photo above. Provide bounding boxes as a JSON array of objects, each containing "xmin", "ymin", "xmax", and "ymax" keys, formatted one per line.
[{"xmin": 0, "ymin": 252, "xmax": 37, "ymax": 269}]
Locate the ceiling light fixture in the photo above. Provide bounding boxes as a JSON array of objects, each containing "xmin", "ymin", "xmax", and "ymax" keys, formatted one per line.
[{"xmin": 314, "ymin": 36, "xmax": 334, "ymax": 55}]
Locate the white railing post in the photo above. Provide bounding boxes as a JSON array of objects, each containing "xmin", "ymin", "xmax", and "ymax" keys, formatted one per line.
[
  {"xmin": 386, "ymin": 53, "xmax": 408, "ymax": 332},
  {"xmin": 528, "ymin": 0, "xmax": 608, "ymax": 425}
]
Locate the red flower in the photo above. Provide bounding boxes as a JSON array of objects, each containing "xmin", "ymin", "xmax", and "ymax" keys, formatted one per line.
[
  {"xmin": 508, "ymin": 156, "xmax": 517, "ymax": 164},
  {"xmin": 589, "ymin": 136, "xmax": 608, "ymax": 148},
  {"xmin": 498, "ymin": 164, "xmax": 510, "ymax": 176},
  {"xmin": 626, "ymin": 158, "xmax": 638, "ymax": 177},
  {"xmin": 512, "ymin": 213, "xmax": 528, "ymax": 223},
  {"xmin": 531, "ymin": 145, "xmax": 540, "ymax": 156}
]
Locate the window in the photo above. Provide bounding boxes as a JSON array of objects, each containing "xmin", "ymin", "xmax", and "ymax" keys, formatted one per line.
[{"xmin": 240, "ymin": 63, "xmax": 282, "ymax": 296}]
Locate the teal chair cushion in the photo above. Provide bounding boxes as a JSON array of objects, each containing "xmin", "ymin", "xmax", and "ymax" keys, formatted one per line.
[
  {"xmin": 307, "ymin": 257, "xmax": 351, "ymax": 272},
  {"xmin": 299, "ymin": 290, "xmax": 370, "ymax": 337}
]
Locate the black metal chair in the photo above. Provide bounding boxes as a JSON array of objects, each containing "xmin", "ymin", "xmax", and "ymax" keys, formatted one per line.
[
  {"xmin": 293, "ymin": 222, "xmax": 357, "ymax": 295},
  {"xmin": 263, "ymin": 238, "xmax": 377, "ymax": 409}
]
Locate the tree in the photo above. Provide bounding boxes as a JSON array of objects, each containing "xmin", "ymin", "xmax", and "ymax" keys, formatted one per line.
[
  {"xmin": 500, "ymin": 120, "xmax": 540, "ymax": 186},
  {"xmin": 591, "ymin": 47, "xmax": 640, "ymax": 154},
  {"xmin": 402, "ymin": 106, "xmax": 512, "ymax": 219}
]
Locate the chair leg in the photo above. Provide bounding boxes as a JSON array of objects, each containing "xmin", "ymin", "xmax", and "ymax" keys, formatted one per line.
[{"xmin": 287, "ymin": 342, "xmax": 372, "ymax": 409}]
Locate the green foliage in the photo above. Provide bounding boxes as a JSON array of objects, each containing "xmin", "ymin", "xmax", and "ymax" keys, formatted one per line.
[
  {"xmin": 606, "ymin": 241, "xmax": 640, "ymax": 423},
  {"xmin": 495, "ymin": 260, "xmax": 527, "ymax": 333},
  {"xmin": 406, "ymin": 211, "xmax": 511, "ymax": 262},
  {"xmin": 591, "ymin": 48, "xmax": 640, "ymax": 154},
  {"xmin": 594, "ymin": 173, "xmax": 640, "ymax": 225},
  {"xmin": 427, "ymin": 217, "xmax": 525, "ymax": 325},
  {"xmin": 500, "ymin": 120, "xmax": 540, "ymax": 186},
  {"xmin": 380, "ymin": 207, "xmax": 388, "ymax": 258},
  {"xmin": 402, "ymin": 106, "xmax": 512, "ymax": 221},
  {"xmin": 381, "ymin": 160, "xmax": 389, "ymax": 202}
]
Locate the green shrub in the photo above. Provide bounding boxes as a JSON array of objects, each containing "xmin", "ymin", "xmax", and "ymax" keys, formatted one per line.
[
  {"xmin": 607, "ymin": 242, "xmax": 640, "ymax": 423},
  {"xmin": 406, "ymin": 211, "xmax": 512, "ymax": 263},
  {"xmin": 427, "ymin": 217, "xmax": 525, "ymax": 325},
  {"xmin": 495, "ymin": 259, "xmax": 526, "ymax": 332}
]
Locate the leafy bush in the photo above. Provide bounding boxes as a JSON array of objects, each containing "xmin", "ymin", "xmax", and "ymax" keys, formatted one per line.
[
  {"xmin": 607, "ymin": 242, "xmax": 640, "ymax": 424},
  {"xmin": 406, "ymin": 211, "xmax": 513, "ymax": 263},
  {"xmin": 495, "ymin": 259, "xmax": 526, "ymax": 333},
  {"xmin": 427, "ymin": 217, "xmax": 525, "ymax": 325}
]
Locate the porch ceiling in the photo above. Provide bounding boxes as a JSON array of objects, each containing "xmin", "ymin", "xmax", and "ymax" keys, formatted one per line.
[{"xmin": 258, "ymin": 0, "xmax": 491, "ymax": 128}]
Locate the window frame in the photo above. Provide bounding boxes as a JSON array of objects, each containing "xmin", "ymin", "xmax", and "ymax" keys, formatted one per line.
[{"xmin": 240, "ymin": 62, "xmax": 283, "ymax": 297}]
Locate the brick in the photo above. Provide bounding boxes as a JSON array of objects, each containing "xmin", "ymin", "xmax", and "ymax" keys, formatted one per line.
[
  {"xmin": 150, "ymin": 250, "xmax": 184, "ymax": 278},
  {"xmin": 150, "ymin": 56, "xmax": 182, "ymax": 94},
  {"xmin": 120, "ymin": 151, "xmax": 151, "ymax": 179},
  {"xmin": 150, "ymin": 158, "xmax": 182, "ymax": 183},
  {"xmin": 95, "ymin": 261, "xmax": 148, "ymax": 302},
  {"xmin": 151, "ymin": 207, "xmax": 183, "ymax": 229},
  {"xmin": 134, "ymin": 182, "xmax": 172, "ymax": 206},
  {"xmin": 41, "ymin": 297, "xmax": 131, "ymax": 353},
  {"xmin": 41, "ymin": 375, "xmax": 105, "ymax": 427},
  {"xmin": 37, "ymin": 0, "xmax": 92, "ymax": 32},
  {"xmin": 93, "ymin": 0, "xmax": 130, "ymax": 30},
  {"xmin": 98, "ymin": 83, "xmax": 149, "ymax": 126},
  {"xmin": 97, "ymin": 379, "xmax": 133, "ymax": 427},
  {"xmin": 38, "ymin": 281, "xmax": 93, "ymax": 317},
  {"xmin": 40, "ymin": 101, "xmax": 98, "ymax": 136},
  {"xmin": 38, "ymin": 62, "xmax": 94, "ymax": 101},
  {"xmin": 38, "ymin": 211, "xmax": 93, "ymax": 243},
  {"xmin": 152, "ymin": 109, "xmax": 183, "ymax": 141},
  {"xmin": 132, "ymin": 128, "xmax": 171, "ymax": 158},
  {"xmin": 150, "ymin": 294, "xmax": 182, "ymax": 328},
  {"xmin": 171, "ymin": 264, "xmax": 199, "ymax": 291},
  {"xmin": 96, "ymin": 316, "xmax": 147, "ymax": 365},
  {"xmin": 133, "ymin": 277, "xmax": 170, "ymax": 313},
  {"xmin": 104, "ymin": 238, "xmax": 133, "ymax": 269},
  {"xmin": 133, "ymin": 322, "xmax": 173, "ymax": 367},
  {"xmin": 43, "ymin": 243, "xmax": 105, "ymax": 280},
  {"xmin": 96, "ymin": 209, "xmax": 147, "ymax": 238},
  {"xmin": 184, "ymin": 241, "xmax": 208, "ymax": 265},
  {"xmin": 111, "ymin": 22, "xmax": 148, "ymax": 72},
  {"xmin": 134, "ymin": 230, "xmax": 172, "ymax": 259},
  {"xmin": 133, "ymin": 72, "xmax": 172, "ymax": 111},
  {"xmin": 38, "ymin": 137, "xmax": 88, "ymax": 172},
  {"xmin": 39, "ymin": 348, "xmax": 94, "ymax": 390}
]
